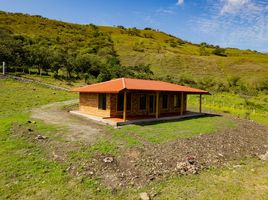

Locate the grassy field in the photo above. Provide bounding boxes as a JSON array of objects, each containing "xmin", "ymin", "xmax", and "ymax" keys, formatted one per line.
[
  {"xmin": 111, "ymin": 116, "xmax": 235, "ymax": 144},
  {"xmin": 0, "ymin": 78, "xmax": 268, "ymax": 199},
  {"xmin": 110, "ymin": 29, "xmax": 268, "ymax": 85},
  {"xmin": 140, "ymin": 158, "xmax": 268, "ymax": 200},
  {"xmin": 188, "ymin": 93, "xmax": 268, "ymax": 126}
]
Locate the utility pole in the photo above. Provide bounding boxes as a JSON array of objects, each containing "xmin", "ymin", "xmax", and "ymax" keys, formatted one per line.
[{"xmin": 2, "ymin": 62, "xmax": 5, "ymax": 75}]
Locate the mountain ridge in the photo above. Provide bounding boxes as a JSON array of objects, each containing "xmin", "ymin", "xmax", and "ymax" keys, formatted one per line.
[{"xmin": 0, "ymin": 10, "xmax": 268, "ymax": 88}]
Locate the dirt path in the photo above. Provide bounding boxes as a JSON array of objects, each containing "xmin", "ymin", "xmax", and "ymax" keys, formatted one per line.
[{"xmin": 31, "ymin": 99, "xmax": 105, "ymax": 143}]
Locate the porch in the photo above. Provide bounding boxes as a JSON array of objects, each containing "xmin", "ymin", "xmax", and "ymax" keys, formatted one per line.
[
  {"xmin": 70, "ymin": 110, "xmax": 206, "ymax": 127},
  {"xmin": 112, "ymin": 91, "xmax": 204, "ymax": 123}
]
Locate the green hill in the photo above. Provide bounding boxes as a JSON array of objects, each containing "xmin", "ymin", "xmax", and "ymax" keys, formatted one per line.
[{"xmin": 0, "ymin": 11, "xmax": 268, "ymax": 90}]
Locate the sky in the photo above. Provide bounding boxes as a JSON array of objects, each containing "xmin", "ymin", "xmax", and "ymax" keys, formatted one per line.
[{"xmin": 0, "ymin": 0, "xmax": 268, "ymax": 52}]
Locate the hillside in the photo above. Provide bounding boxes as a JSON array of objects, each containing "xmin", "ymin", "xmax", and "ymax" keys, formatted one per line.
[{"xmin": 0, "ymin": 11, "xmax": 268, "ymax": 88}]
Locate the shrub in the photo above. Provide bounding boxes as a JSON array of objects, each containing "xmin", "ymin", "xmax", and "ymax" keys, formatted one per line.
[
  {"xmin": 117, "ymin": 25, "xmax": 125, "ymax": 29},
  {"xmin": 199, "ymin": 46, "xmax": 210, "ymax": 56},
  {"xmin": 143, "ymin": 33, "xmax": 153, "ymax": 38},
  {"xmin": 212, "ymin": 47, "xmax": 227, "ymax": 57}
]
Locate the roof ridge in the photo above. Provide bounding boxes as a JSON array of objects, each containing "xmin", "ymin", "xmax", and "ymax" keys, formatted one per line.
[
  {"xmin": 72, "ymin": 78, "xmax": 122, "ymax": 90},
  {"xmin": 122, "ymin": 77, "xmax": 126, "ymax": 89},
  {"xmin": 73, "ymin": 77, "xmax": 209, "ymax": 94}
]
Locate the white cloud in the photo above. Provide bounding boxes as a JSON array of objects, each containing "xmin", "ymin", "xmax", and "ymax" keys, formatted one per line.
[
  {"xmin": 177, "ymin": 0, "xmax": 184, "ymax": 6},
  {"xmin": 157, "ymin": 7, "xmax": 175, "ymax": 15},
  {"xmin": 220, "ymin": 0, "xmax": 255, "ymax": 14},
  {"xmin": 191, "ymin": 0, "xmax": 268, "ymax": 51}
]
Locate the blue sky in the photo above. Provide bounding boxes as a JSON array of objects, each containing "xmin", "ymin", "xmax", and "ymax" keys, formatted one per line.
[{"xmin": 0, "ymin": 0, "xmax": 268, "ymax": 52}]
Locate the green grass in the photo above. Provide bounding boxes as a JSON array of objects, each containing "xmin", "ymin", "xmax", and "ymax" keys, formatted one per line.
[
  {"xmin": 20, "ymin": 73, "xmax": 88, "ymax": 89},
  {"xmin": 112, "ymin": 116, "xmax": 235, "ymax": 144},
  {"xmin": 137, "ymin": 158, "xmax": 268, "ymax": 200},
  {"xmin": 1, "ymin": 78, "xmax": 268, "ymax": 199},
  {"xmin": 0, "ymin": 79, "xmax": 77, "ymax": 118},
  {"xmin": 188, "ymin": 92, "xmax": 268, "ymax": 126},
  {"xmin": 68, "ymin": 140, "xmax": 119, "ymax": 162}
]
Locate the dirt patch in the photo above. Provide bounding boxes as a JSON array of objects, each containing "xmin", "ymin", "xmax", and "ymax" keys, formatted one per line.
[
  {"xmin": 85, "ymin": 118, "xmax": 268, "ymax": 188},
  {"xmin": 11, "ymin": 123, "xmax": 81, "ymax": 162},
  {"xmin": 31, "ymin": 100, "xmax": 105, "ymax": 143}
]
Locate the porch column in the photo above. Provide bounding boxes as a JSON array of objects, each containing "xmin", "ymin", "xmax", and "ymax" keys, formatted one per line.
[
  {"xmin": 123, "ymin": 91, "xmax": 127, "ymax": 122},
  {"xmin": 199, "ymin": 94, "xmax": 202, "ymax": 113},
  {"xmin": 180, "ymin": 92, "xmax": 184, "ymax": 115},
  {"xmin": 156, "ymin": 92, "xmax": 159, "ymax": 119}
]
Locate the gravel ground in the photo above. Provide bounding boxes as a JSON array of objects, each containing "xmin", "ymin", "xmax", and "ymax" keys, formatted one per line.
[{"xmin": 31, "ymin": 100, "xmax": 105, "ymax": 143}]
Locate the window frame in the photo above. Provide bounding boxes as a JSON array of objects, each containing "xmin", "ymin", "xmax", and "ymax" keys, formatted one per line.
[
  {"xmin": 162, "ymin": 94, "xmax": 168, "ymax": 109},
  {"xmin": 98, "ymin": 93, "xmax": 106, "ymax": 110},
  {"xmin": 139, "ymin": 94, "xmax": 147, "ymax": 111},
  {"xmin": 174, "ymin": 94, "xmax": 181, "ymax": 108}
]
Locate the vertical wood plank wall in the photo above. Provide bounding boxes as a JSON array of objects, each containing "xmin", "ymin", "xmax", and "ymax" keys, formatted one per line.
[
  {"xmin": 79, "ymin": 93, "xmax": 111, "ymax": 117},
  {"xmin": 79, "ymin": 92, "xmax": 188, "ymax": 118}
]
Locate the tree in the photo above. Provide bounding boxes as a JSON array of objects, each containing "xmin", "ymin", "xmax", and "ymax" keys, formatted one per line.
[
  {"xmin": 48, "ymin": 47, "xmax": 66, "ymax": 77},
  {"xmin": 65, "ymin": 51, "xmax": 77, "ymax": 79},
  {"xmin": 25, "ymin": 45, "xmax": 50, "ymax": 75}
]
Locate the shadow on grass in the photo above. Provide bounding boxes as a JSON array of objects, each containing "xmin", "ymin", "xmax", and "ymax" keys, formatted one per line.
[{"xmin": 130, "ymin": 113, "xmax": 222, "ymax": 127}]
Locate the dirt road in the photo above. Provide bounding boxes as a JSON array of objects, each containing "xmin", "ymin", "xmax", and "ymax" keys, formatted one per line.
[{"xmin": 31, "ymin": 99, "xmax": 105, "ymax": 143}]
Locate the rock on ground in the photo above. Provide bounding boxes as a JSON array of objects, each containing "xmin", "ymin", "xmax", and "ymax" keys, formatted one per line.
[{"xmin": 140, "ymin": 192, "xmax": 150, "ymax": 200}]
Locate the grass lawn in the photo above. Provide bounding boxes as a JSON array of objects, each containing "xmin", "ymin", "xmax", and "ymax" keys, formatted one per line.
[
  {"xmin": 138, "ymin": 158, "xmax": 268, "ymax": 200},
  {"xmin": 0, "ymin": 79, "xmax": 77, "ymax": 118},
  {"xmin": 112, "ymin": 116, "xmax": 235, "ymax": 144},
  {"xmin": 188, "ymin": 92, "xmax": 268, "ymax": 126},
  {"xmin": 0, "ymin": 78, "xmax": 268, "ymax": 199}
]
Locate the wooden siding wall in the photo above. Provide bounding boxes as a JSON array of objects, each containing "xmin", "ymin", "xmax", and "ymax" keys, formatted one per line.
[
  {"xmin": 79, "ymin": 93, "xmax": 111, "ymax": 117},
  {"xmin": 110, "ymin": 92, "xmax": 187, "ymax": 118}
]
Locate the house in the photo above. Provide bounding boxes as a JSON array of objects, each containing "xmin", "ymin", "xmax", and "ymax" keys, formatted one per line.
[{"xmin": 72, "ymin": 78, "xmax": 209, "ymax": 125}]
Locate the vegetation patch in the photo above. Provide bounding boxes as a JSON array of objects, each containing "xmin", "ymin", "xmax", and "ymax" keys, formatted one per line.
[
  {"xmin": 0, "ymin": 79, "xmax": 76, "ymax": 118},
  {"xmin": 113, "ymin": 116, "xmax": 235, "ymax": 144},
  {"xmin": 188, "ymin": 93, "xmax": 268, "ymax": 125}
]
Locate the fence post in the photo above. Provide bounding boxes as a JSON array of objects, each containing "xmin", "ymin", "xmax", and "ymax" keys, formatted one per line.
[{"xmin": 2, "ymin": 62, "xmax": 5, "ymax": 75}]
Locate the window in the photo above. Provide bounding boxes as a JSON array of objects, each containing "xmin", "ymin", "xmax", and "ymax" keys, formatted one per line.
[
  {"xmin": 162, "ymin": 95, "xmax": 168, "ymax": 109},
  {"xmin": 149, "ymin": 95, "xmax": 156, "ymax": 113},
  {"xmin": 98, "ymin": 94, "xmax": 106, "ymax": 110},
  {"xmin": 174, "ymin": 94, "xmax": 181, "ymax": 108},
  {"xmin": 117, "ymin": 93, "xmax": 131, "ymax": 111},
  {"xmin": 127, "ymin": 94, "xmax": 131, "ymax": 111},
  {"xmin": 139, "ymin": 95, "xmax": 147, "ymax": 110}
]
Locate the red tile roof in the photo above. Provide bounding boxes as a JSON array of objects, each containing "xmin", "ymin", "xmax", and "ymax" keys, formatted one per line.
[{"xmin": 73, "ymin": 78, "xmax": 209, "ymax": 94}]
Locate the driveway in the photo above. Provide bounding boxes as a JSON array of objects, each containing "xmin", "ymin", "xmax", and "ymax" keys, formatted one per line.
[{"xmin": 31, "ymin": 99, "xmax": 105, "ymax": 143}]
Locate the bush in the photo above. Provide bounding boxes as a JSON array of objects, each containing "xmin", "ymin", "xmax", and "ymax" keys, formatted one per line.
[
  {"xmin": 212, "ymin": 47, "xmax": 227, "ymax": 57},
  {"xmin": 126, "ymin": 28, "xmax": 141, "ymax": 37},
  {"xmin": 199, "ymin": 46, "xmax": 210, "ymax": 56},
  {"xmin": 117, "ymin": 25, "xmax": 125, "ymax": 30},
  {"xmin": 143, "ymin": 33, "xmax": 153, "ymax": 38},
  {"xmin": 132, "ymin": 42, "xmax": 144, "ymax": 52},
  {"xmin": 258, "ymin": 78, "xmax": 268, "ymax": 92}
]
